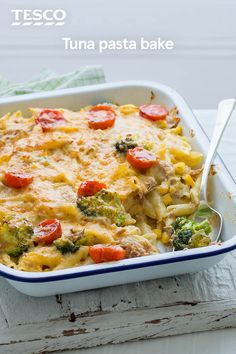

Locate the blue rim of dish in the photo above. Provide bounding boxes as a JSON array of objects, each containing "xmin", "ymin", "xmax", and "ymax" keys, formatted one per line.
[{"xmin": 1, "ymin": 243, "xmax": 236, "ymax": 283}]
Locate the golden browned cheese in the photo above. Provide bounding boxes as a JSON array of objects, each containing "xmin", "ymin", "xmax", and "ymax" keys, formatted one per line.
[{"xmin": 0, "ymin": 105, "xmax": 203, "ymax": 271}]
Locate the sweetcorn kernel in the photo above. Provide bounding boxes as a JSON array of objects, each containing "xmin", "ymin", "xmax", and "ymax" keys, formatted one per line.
[
  {"xmin": 157, "ymin": 148, "xmax": 166, "ymax": 160},
  {"xmin": 162, "ymin": 193, "xmax": 173, "ymax": 206},
  {"xmin": 119, "ymin": 104, "xmax": 139, "ymax": 115},
  {"xmin": 14, "ymin": 111, "xmax": 22, "ymax": 118},
  {"xmin": 184, "ymin": 151, "xmax": 203, "ymax": 168},
  {"xmin": 158, "ymin": 181, "xmax": 169, "ymax": 195},
  {"xmin": 161, "ymin": 232, "xmax": 171, "ymax": 245},
  {"xmin": 171, "ymin": 126, "xmax": 183, "ymax": 135},
  {"xmin": 153, "ymin": 229, "xmax": 162, "ymax": 240},
  {"xmin": 183, "ymin": 174, "xmax": 195, "ymax": 187},
  {"xmin": 174, "ymin": 162, "xmax": 186, "ymax": 175},
  {"xmin": 158, "ymin": 120, "xmax": 167, "ymax": 129}
]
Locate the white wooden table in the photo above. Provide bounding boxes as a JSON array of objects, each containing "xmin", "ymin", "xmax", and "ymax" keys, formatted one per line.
[{"xmin": 0, "ymin": 110, "xmax": 236, "ymax": 354}]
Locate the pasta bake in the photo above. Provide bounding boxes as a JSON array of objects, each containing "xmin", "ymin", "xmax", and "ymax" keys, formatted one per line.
[{"xmin": 0, "ymin": 103, "xmax": 213, "ymax": 272}]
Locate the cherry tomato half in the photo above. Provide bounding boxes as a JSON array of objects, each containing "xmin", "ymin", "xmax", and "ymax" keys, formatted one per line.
[
  {"xmin": 34, "ymin": 219, "xmax": 62, "ymax": 245},
  {"xmin": 88, "ymin": 105, "xmax": 116, "ymax": 130},
  {"xmin": 36, "ymin": 109, "xmax": 65, "ymax": 132},
  {"xmin": 3, "ymin": 172, "xmax": 33, "ymax": 189},
  {"xmin": 127, "ymin": 147, "xmax": 156, "ymax": 171},
  {"xmin": 89, "ymin": 244, "xmax": 126, "ymax": 263},
  {"xmin": 77, "ymin": 180, "xmax": 106, "ymax": 197},
  {"xmin": 139, "ymin": 104, "xmax": 168, "ymax": 121}
]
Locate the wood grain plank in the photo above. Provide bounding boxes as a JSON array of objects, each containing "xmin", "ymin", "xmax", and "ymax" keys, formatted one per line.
[{"xmin": 1, "ymin": 298, "xmax": 236, "ymax": 353}]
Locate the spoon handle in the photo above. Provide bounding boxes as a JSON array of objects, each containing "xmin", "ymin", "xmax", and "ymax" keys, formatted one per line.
[{"xmin": 200, "ymin": 98, "xmax": 236, "ymax": 201}]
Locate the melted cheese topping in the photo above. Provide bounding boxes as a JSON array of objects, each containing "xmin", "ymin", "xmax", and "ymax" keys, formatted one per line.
[{"xmin": 0, "ymin": 104, "xmax": 203, "ymax": 272}]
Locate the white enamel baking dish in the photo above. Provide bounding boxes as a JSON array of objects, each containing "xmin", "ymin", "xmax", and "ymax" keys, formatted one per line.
[{"xmin": 0, "ymin": 81, "xmax": 236, "ymax": 297}]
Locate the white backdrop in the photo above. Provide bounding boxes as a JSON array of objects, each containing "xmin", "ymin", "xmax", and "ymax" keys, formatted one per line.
[{"xmin": 0, "ymin": 0, "xmax": 235, "ymax": 108}]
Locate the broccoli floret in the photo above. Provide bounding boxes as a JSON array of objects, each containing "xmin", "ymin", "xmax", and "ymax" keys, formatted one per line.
[
  {"xmin": 188, "ymin": 233, "xmax": 211, "ymax": 248},
  {"xmin": 54, "ymin": 231, "xmax": 85, "ymax": 254},
  {"xmin": 173, "ymin": 217, "xmax": 194, "ymax": 232},
  {"xmin": 77, "ymin": 190, "xmax": 132, "ymax": 226},
  {"xmin": 54, "ymin": 238, "xmax": 79, "ymax": 254},
  {"xmin": 194, "ymin": 219, "xmax": 212, "ymax": 235},
  {"xmin": 172, "ymin": 216, "xmax": 212, "ymax": 251},
  {"xmin": 115, "ymin": 134, "xmax": 138, "ymax": 153},
  {"xmin": 172, "ymin": 229, "xmax": 193, "ymax": 250},
  {"xmin": 53, "ymin": 238, "xmax": 77, "ymax": 254},
  {"xmin": 0, "ymin": 217, "xmax": 33, "ymax": 257}
]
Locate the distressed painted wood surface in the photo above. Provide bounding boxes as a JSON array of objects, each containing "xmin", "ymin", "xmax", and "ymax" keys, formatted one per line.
[
  {"xmin": 1, "ymin": 251, "xmax": 236, "ymax": 353},
  {"xmin": 0, "ymin": 111, "xmax": 236, "ymax": 354}
]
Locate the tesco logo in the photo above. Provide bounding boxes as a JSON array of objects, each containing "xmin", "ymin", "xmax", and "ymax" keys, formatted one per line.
[{"xmin": 11, "ymin": 9, "xmax": 66, "ymax": 26}]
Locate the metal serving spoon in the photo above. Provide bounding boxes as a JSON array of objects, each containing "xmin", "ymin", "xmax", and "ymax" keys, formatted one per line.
[{"xmin": 199, "ymin": 98, "xmax": 235, "ymax": 242}]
